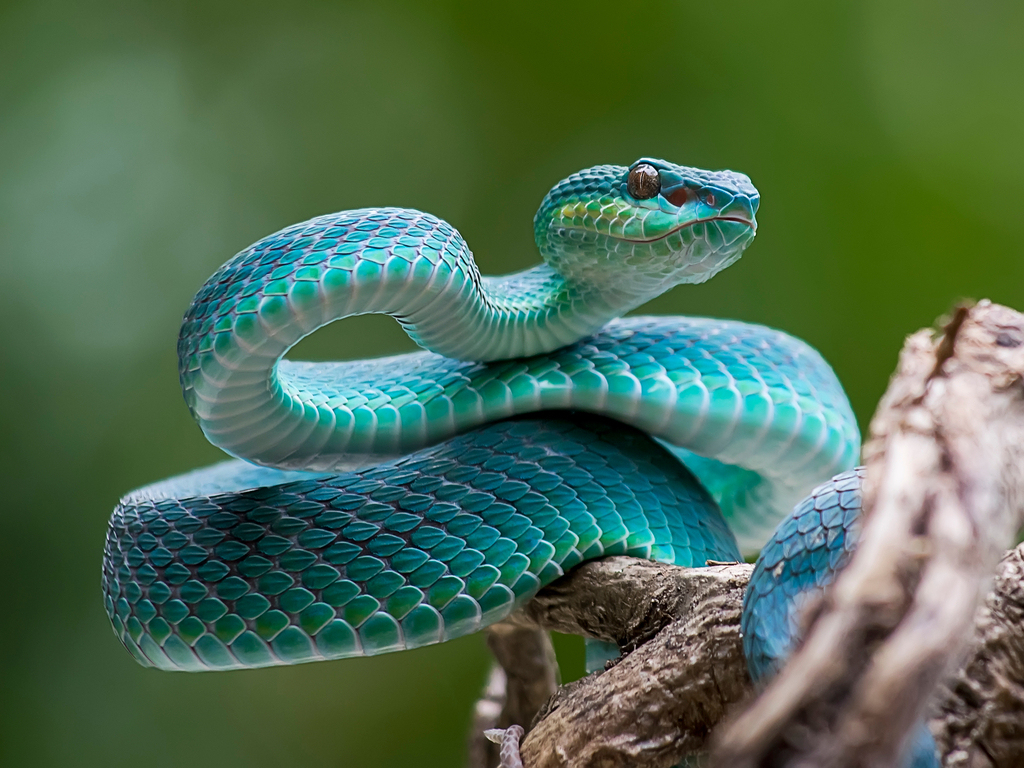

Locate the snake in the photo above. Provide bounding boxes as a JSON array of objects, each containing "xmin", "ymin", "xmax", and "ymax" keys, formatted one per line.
[{"xmin": 102, "ymin": 158, "xmax": 935, "ymax": 766}]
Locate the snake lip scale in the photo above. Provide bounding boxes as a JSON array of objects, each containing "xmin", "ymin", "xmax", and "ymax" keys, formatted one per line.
[
  {"xmin": 102, "ymin": 155, "xmax": 933, "ymax": 766},
  {"xmin": 614, "ymin": 214, "xmax": 756, "ymax": 244}
]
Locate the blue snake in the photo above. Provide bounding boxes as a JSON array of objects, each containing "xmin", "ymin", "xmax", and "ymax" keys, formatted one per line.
[{"xmin": 102, "ymin": 158, "xmax": 937, "ymax": 766}]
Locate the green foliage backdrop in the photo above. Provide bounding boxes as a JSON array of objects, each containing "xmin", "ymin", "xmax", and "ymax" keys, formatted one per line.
[{"xmin": 1, "ymin": 1, "xmax": 1021, "ymax": 765}]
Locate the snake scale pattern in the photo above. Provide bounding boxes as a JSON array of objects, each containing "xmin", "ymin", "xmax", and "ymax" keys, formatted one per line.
[{"xmin": 102, "ymin": 158, "xmax": 937, "ymax": 766}]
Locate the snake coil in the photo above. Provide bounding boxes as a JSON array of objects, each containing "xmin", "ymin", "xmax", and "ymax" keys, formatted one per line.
[{"xmin": 102, "ymin": 157, "xmax": 936, "ymax": 766}]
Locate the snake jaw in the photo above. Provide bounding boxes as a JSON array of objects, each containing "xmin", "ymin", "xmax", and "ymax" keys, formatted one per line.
[{"xmin": 613, "ymin": 214, "xmax": 757, "ymax": 244}]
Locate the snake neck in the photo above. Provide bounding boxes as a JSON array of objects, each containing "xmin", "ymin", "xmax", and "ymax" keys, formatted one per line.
[{"xmin": 413, "ymin": 263, "xmax": 635, "ymax": 361}]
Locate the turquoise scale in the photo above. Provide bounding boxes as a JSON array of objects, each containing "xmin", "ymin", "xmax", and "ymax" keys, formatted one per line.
[
  {"xmin": 104, "ymin": 415, "xmax": 740, "ymax": 670},
  {"xmin": 101, "ymin": 155, "xmax": 909, "ymax": 759},
  {"xmin": 177, "ymin": 315, "xmax": 858, "ymax": 555},
  {"xmin": 172, "ymin": 160, "xmax": 854, "ymax": 557},
  {"xmin": 744, "ymin": 469, "xmax": 939, "ymax": 768}
]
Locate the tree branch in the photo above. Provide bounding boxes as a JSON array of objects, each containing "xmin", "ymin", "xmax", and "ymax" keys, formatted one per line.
[
  {"xmin": 463, "ymin": 301, "xmax": 1024, "ymax": 768},
  {"xmin": 713, "ymin": 301, "xmax": 1024, "ymax": 768},
  {"xmin": 931, "ymin": 544, "xmax": 1024, "ymax": 766},
  {"xmin": 518, "ymin": 560, "xmax": 753, "ymax": 768},
  {"xmin": 466, "ymin": 558, "xmax": 753, "ymax": 768}
]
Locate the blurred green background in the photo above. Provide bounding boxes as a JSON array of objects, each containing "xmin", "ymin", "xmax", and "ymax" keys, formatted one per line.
[{"xmin": 1, "ymin": 0, "xmax": 1022, "ymax": 765}]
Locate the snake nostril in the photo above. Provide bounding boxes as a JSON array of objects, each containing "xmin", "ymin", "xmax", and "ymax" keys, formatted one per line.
[{"xmin": 700, "ymin": 189, "xmax": 716, "ymax": 207}]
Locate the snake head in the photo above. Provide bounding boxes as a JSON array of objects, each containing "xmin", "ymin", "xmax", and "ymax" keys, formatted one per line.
[{"xmin": 534, "ymin": 158, "xmax": 759, "ymax": 299}]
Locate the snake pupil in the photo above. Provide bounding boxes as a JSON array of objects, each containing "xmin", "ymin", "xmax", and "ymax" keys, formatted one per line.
[{"xmin": 627, "ymin": 163, "xmax": 661, "ymax": 200}]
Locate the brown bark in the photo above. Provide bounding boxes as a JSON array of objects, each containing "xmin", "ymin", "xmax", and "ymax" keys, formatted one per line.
[
  {"xmin": 466, "ymin": 558, "xmax": 753, "ymax": 768},
  {"xmin": 518, "ymin": 560, "xmax": 753, "ymax": 768},
  {"xmin": 931, "ymin": 545, "xmax": 1024, "ymax": 767},
  {"xmin": 464, "ymin": 301, "xmax": 1024, "ymax": 768},
  {"xmin": 714, "ymin": 301, "xmax": 1024, "ymax": 768},
  {"xmin": 466, "ymin": 548, "xmax": 1024, "ymax": 768}
]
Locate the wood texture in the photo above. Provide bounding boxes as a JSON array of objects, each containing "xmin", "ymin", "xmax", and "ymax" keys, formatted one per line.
[{"xmin": 465, "ymin": 301, "xmax": 1024, "ymax": 768}]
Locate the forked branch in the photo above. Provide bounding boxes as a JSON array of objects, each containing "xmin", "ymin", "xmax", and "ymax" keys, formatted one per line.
[
  {"xmin": 714, "ymin": 301, "xmax": 1024, "ymax": 768},
  {"xmin": 465, "ymin": 301, "xmax": 1024, "ymax": 768}
]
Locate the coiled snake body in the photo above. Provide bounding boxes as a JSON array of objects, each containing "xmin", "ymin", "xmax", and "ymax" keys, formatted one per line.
[{"xmin": 103, "ymin": 158, "xmax": 934, "ymax": 765}]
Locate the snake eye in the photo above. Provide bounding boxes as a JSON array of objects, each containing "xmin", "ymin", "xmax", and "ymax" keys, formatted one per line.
[{"xmin": 627, "ymin": 164, "xmax": 661, "ymax": 200}]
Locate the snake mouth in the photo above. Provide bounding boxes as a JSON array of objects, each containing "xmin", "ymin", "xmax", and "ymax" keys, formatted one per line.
[{"xmin": 613, "ymin": 215, "xmax": 757, "ymax": 244}]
